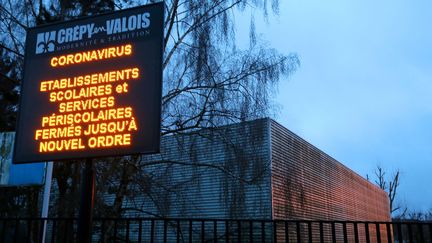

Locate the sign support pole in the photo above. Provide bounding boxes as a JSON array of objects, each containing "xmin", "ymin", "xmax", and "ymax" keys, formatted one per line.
[
  {"xmin": 77, "ymin": 158, "xmax": 95, "ymax": 243},
  {"xmin": 40, "ymin": 162, "xmax": 53, "ymax": 243}
]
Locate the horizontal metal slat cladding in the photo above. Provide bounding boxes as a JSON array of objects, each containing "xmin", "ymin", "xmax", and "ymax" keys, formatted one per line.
[
  {"xmin": 46, "ymin": 118, "xmax": 393, "ymax": 241},
  {"xmin": 270, "ymin": 119, "xmax": 391, "ymax": 241},
  {"xmin": 120, "ymin": 118, "xmax": 273, "ymax": 220}
]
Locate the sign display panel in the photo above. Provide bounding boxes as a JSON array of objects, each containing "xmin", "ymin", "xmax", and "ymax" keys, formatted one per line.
[{"xmin": 13, "ymin": 3, "xmax": 163, "ymax": 163}]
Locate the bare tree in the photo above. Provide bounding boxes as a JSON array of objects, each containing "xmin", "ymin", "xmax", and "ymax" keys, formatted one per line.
[
  {"xmin": 1, "ymin": 0, "xmax": 298, "ymax": 133},
  {"xmin": 404, "ymin": 210, "xmax": 432, "ymax": 221},
  {"xmin": 0, "ymin": 0, "xmax": 299, "ymax": 228},
  {"xmin": 373, "ymin": 165, "xmax": 407, "ymax": 218}
]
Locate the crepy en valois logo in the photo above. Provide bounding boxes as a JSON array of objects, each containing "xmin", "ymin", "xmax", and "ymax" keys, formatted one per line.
[{"xmin": 35, "ymin": 31, "xmax": 56, "ymax": 54}]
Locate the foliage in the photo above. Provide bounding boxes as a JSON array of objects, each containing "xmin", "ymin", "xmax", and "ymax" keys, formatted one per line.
[
  {"xmin": 0, "ymin": 186, "xmax": 42, "ymax": 217},
  {"xmin": 0, "ymin": 49, "xmax": 19, "ymax": 131}
]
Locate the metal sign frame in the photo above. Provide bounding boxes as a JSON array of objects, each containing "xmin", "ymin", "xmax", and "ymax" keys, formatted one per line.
[{"xmin": 13, "ymin": 2, "xmax": 164, "ymax": 164}]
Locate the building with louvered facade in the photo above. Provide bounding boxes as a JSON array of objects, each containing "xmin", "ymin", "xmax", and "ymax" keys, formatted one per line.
[
  {"xmin": 42, "ymin": 118, "xmax": 390, "ymax": 241},
  {"xmin": 101, "ymin": 118, "xmax": 390, "ymax": 241}
]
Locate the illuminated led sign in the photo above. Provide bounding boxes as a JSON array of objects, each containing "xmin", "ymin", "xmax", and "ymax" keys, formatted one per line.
[{"xmin": 13, "ymin": 2, "xmax": 163, "ymax": 163}]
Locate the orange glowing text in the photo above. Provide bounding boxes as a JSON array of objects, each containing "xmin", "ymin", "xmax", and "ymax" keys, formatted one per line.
[
  {"xmin": 50, "ymin": 44, "xmax": 132, "ymax": 67},
  {"xmin": 35, "ymin": 45, "xmax": 140, "ymax": 153}
]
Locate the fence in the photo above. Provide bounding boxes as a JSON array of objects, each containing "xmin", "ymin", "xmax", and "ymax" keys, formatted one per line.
[{"xmin": 0, "ymin": 218, "xmax": 431, "ymax": 242}]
